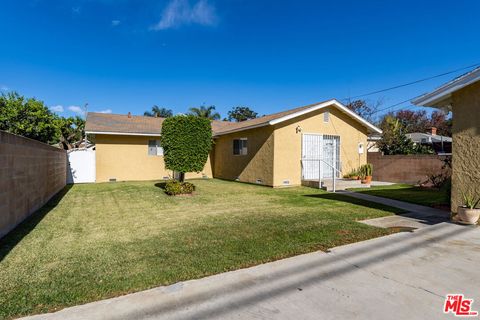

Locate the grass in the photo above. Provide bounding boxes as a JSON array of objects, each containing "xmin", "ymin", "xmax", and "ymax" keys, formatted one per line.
[
  {"xmin": 349, "ymin": 184, "xmax": 450, "ymax": 208},
  {"xmin": 0, "ymin": 179, "xmax": 404, "ymax": 319}
]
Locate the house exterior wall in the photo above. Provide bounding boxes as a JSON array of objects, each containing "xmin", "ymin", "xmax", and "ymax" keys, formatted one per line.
[
  {"xmin": 272, "ymin": 107, "xmax": 368, "ymax": 187},
  {"xmin": 212, "ymin": 126, "xmax": 275, "ymax": 186},
  {"xmin": 450, "ymin": 80, "xmax": 480, "ymax": 212},
  {"xmin": 95, "ymin": 134, "xmax": 213, "ymax": 182}
]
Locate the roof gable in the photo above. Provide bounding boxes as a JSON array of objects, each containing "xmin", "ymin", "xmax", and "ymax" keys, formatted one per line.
[{"xmin": 412, "ymin": 67, "xmax": 480, "ymax": 108}]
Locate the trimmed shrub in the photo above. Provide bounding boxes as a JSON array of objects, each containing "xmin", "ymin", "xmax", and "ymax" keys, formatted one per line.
[
  {"xmin": 164, "ymin": 180, "xmax": 196, "ymax": 196},
  {"xmin": 161, "ymin": 115, "xmax": 213, "ymax": 181}
]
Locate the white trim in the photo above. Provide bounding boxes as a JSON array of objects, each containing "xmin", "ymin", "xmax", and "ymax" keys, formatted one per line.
[
  {"xmin": 85, "ymin": 131, "xmax": 161, "ymax": 137},
  {"xmin": 214, "ymin": 99, "xmax": 382, "ymax": 136},
  {"xmin": 269, "ymin": 99, "xmax": 382, "ymax": 134},
  {"xmin": 412, "ymin": 67, "xmax": 480, "ymax": 107}
]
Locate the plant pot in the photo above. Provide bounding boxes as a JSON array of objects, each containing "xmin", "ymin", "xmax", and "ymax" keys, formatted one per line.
[
  {"xmin": 365, "ymin": 176, "xmax": 372, "ymax": 183},
  {"xmin": 457, "ymin": 206, "xmax": 480, "ymax": 224}
]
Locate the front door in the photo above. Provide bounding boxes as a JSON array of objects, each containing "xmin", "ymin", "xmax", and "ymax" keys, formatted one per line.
[{"xmin": 302, "ymin": 134, "xmax": 340, "ymax": 180}]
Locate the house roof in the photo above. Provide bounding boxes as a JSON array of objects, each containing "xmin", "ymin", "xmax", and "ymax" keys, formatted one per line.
[
  {"xmin": 85, "ymin": 99, "xmax": 382, "ymax": 137},
  {"xmin": 405, "ymin": 132, "xmax": 452, "ymax": 143},
  {"xmin": 412, "ymin": 66, "xmax": 480, "ymax": 108}
]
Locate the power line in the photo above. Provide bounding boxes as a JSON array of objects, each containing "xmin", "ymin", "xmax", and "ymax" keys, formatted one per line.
[{"xmin": 344, "ymin": 62, "xmax": 480, "ymax": 100}]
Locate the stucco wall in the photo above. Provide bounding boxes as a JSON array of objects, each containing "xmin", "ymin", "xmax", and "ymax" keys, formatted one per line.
[
  {"xmin": 273, "ymin": 107, "xmax": 369, "ymax": 186},
  {"xmin": 451, "ymin": 81, "xmax": 480, "ymax": 212},
  {"xmin": 0, "ymin": 131, "xmax": 67, "ymax": 238},
  {"xmin": 95, "ymin": 134, "xmax": 213, "ymax": 182},
  {"xmin": 212, "ymin": 126, "xmax": 275, "ymax": 186}
]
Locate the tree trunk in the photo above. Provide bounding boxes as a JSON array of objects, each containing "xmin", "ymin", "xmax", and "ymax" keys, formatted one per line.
[{"xmin": 179, "ymin": 172, "xmax": 185, "ymax": 182}]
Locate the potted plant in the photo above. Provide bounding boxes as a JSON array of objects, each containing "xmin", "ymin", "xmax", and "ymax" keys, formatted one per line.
[
  {"xmin": 364, "ymin": 163, "xmax": 373, "ymax": 184},
  {"xmin": 457, "ymin": 192, "xmax": 480, "ymax": 224}
]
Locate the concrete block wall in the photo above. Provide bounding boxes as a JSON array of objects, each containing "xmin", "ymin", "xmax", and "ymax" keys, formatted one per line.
[
  {"xmin": 0, "ymin": 131, "xmax": 67, "ymax": 238},
  {"xmin": 367, "ymin": 152, "xmax": 450, "ymax": 184}
]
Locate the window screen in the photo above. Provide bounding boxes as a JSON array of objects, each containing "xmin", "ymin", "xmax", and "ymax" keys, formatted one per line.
[
  {"xmin": 148, "ymin": 140, "xmax": 163, "ymax": 156},
  {"xmin": 233, "ymin": 138, "xmax": 248, "ymax": 155}
]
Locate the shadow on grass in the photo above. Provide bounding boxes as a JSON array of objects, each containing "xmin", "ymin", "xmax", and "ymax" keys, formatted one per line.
[
  {"xmin": 0, "ymin": 184, "xmax": 73, "ymax": 262},
  {"xmin": 154, "ymin": 182, "xmax": 167, "ymax": 190},
  {"xmin": 303, "ymin": 193, "xmax": 405, "ymax": 214}
]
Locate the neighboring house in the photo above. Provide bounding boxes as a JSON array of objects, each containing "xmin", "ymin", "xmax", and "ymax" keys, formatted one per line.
[
  {"xmin": 406, "ymin": 127, "xmax": 452, "ymax": 155},
  {"xmin": 412, "ymin": 67, "xmax": 480, "ymax": 212},
  {"xmin": 85, "ymin": 99, "xmax": 381, "ymax": 186},
  {"xmin": 367, "ymin": 133, "xmax": 382, "ymax": 152}
]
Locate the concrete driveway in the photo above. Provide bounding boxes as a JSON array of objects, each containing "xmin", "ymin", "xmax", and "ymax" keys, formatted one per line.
[{"xmin": 22, "ymin": 222, "xmax": 480, "ymax": 320}]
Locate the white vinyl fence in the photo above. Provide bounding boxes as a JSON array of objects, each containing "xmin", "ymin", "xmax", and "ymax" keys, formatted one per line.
[{"xmin": 67, "ymin": 148, "xmax": 96, "ymax": 183}]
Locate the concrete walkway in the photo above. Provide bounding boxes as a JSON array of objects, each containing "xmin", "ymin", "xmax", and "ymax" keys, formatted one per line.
[
  {"xmin": 339, "ymin": 190, "xmax": 450, "ymax": 229},
  {"xmin": 22, "ymin": 222, "xmax": 480, "ymax": 320}
]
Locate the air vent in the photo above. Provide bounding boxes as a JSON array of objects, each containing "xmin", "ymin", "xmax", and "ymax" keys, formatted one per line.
[
  {"xmin": 109, "ymin": 178, "xmax": 117, "ymax": 182},
  {"xmin": 282, "ymin": 180, "xmax": 290, "ymax": 185},
  {"xmin": 256, "ymin": 179, "xmax": 263, "ymax": 184},
  {"xmin": 163, "ymin": 176, "xmax": 170, "ymax": 180}
]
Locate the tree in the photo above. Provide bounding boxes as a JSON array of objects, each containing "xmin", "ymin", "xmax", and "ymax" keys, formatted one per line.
[
  {"xmin": 160, "ymin": 115, "xmax": 213, "ymax": 182},
  {"xmin": 0, "ymin": 92, "xmax": 59, "ymax": 144},
  {"xmin": 56, "ymin": 116, "xmax": 85, "ymax": 150},
  {"xmin": 377, "ymin": 115, "xmax": 432, "ymax": 155},
  {"xmin": 387, "ymin": 109, "xmax": 452, "ymax": 136},
  {"xmin": 188, "ymin": 105, "xmax": 221, "ymax": 120},
  {"xmin": 144, "ymin": 105, "xmax": 173, "ymax": 118},
  {"xmin": 226, "ymin": 106, "xmax": 258, "ymax": 122},
  {"xmin": 345, "ymin": 99, "xmax": 381, "ymax": 123}
]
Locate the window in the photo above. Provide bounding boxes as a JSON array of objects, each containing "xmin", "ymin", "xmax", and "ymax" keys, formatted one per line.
[
  {"xmin": 148, "ymin": 140, "xmax": 163, "ymax": 156},
  {"xmin": 233, "ymin": 138, "xmax": 248, "ymax": 155},
  {"xmin": 323, "ymin": 111, "xmax": 330, "ymax": 122}
]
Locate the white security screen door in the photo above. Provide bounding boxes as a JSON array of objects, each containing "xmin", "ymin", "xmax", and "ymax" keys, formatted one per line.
[{"xmin": 302, "ymin": 134, "xmax": 340, "ymax": 180}]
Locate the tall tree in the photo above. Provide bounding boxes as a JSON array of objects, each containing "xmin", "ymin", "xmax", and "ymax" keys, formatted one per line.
[
  {"xmin": 226, "ymin": 106, "xmax": 258, "ymax": 122},
  {"xmin": 377, "ymin": 115, "xmax": 432, "ymax": 155},
  {"xmin": 345, "ymin": 99, "xmax": 381, "ymax": 123},
  {"xmin": 161, "ymin": 115, "xmax": 213, "ymax": 182},
  {"xmin": 188, "ymin": 105, "xmax": 221, "ymax": 120},
  {"xmin": 56, "ymin": 116, "xmax": 85, "ymax": 149},
  {"xmin": 0, "ymin": 92, "xmax": 59, "ymax": 144},
  {"xmin": 144, "ymin": 105, "xmax": 173, "ymax": 118}
]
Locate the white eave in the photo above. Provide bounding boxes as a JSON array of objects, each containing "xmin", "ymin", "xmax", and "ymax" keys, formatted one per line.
[
  {"xmin": 214, "ymin": 99, "xmax": 382, "ymax": 136},
  {"xmin": 85, "ymin": 131, "xmax": 161, "ymax": 136},
  {"xmin": 412, "ymin": 67, "xmax": 480, "ymax": 108}
]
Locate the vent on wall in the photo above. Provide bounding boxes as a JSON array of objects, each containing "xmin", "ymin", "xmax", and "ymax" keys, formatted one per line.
[
  {"xmin": 282, "ymin": 180, "xmax": 290, "ymax": 185},
  {"xmin": 162, "ymin": 176, "xmax": 170, "ymax": 180},
  {"xmin": 256, "ymin": 179, "xmax": 263, "ymax": 184},
  {"xmin": 109, "ymin": 178, "xmax": 117, "ymax": 182}
]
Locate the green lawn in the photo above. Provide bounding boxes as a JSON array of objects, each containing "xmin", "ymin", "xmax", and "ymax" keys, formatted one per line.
[
  {"xmin": 349, "ymin": 184, "xmax": 450, "ymax": 208},
  {"xmin": 0, "ymin": 179, "xmax": 403, "ymax": 319}
]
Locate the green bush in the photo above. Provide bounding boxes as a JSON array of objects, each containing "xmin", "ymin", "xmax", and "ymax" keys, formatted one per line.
[
  {"xmin": 164, "ymin": 180, "xmax": 196, "ymax": 195},
  {"xmin": 161, "ymin": 115, "xmax": 213, "ymax": 180}
]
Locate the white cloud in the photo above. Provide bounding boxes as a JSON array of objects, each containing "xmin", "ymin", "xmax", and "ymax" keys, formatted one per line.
[
  {"xmin": 50, "ymin": 105, "xmax": 64, "ymax": 113},
  {"xmin": 151, "ymin": 0, "xmax": 217, "ymax": 31},
  {"xmin": 68, "ymin": 105, "xmax": 85, "ymax": 116},
  {"xmin": 96, "ymin": 109, "xmax": 112, "ymax": 114},
  {"xmin": 111, "ymin": 20, "xmax": 121, "ymax": 27}
]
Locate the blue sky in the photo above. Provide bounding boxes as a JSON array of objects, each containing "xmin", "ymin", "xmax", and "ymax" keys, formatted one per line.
[{"xmin": 0, "ymin": 0, "xmax": 479, "ymax": 120}]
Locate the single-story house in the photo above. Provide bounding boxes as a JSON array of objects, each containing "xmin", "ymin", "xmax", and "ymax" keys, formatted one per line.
[
  {"xmin": 412, "ymin": 67, "xmax": 480, "ymax": 212},
  {"xmin": 85, "ymin": 99, "xmax": 382, "ymax": 187},
  {"xmin": 406, "ymin": 127, "xmax": 452, "ymax": 155}
]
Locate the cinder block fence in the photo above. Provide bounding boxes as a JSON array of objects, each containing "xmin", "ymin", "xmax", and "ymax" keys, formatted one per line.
[
  {"xmin": 0, "ymin": 131, "xmax": 67, "ymax": 238},
  {"xmin": 367, "ymin": 152, "xmax": 450, "ymax": 184}
]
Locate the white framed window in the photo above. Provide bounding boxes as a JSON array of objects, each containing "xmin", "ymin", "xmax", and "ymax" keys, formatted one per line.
[
  {"xmin": 233, "ymin": 138, "xmax": 248, "ymax": 155},
  {"xmin": 148, "ymin": 140, "xmax": 163, "ymax": 156},
  {"xmin": 323, "ymin": 111, "xmax": 330, "ymax": 122}
]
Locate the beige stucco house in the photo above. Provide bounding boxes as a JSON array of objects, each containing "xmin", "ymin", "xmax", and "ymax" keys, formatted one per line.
[
  {"xmin": 85, "ymin": 99, "xmax": 381, "ymax": 187},
  {"xmin": 413, "ymin": 67, "xmax": 480, "ymax": 212}
]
